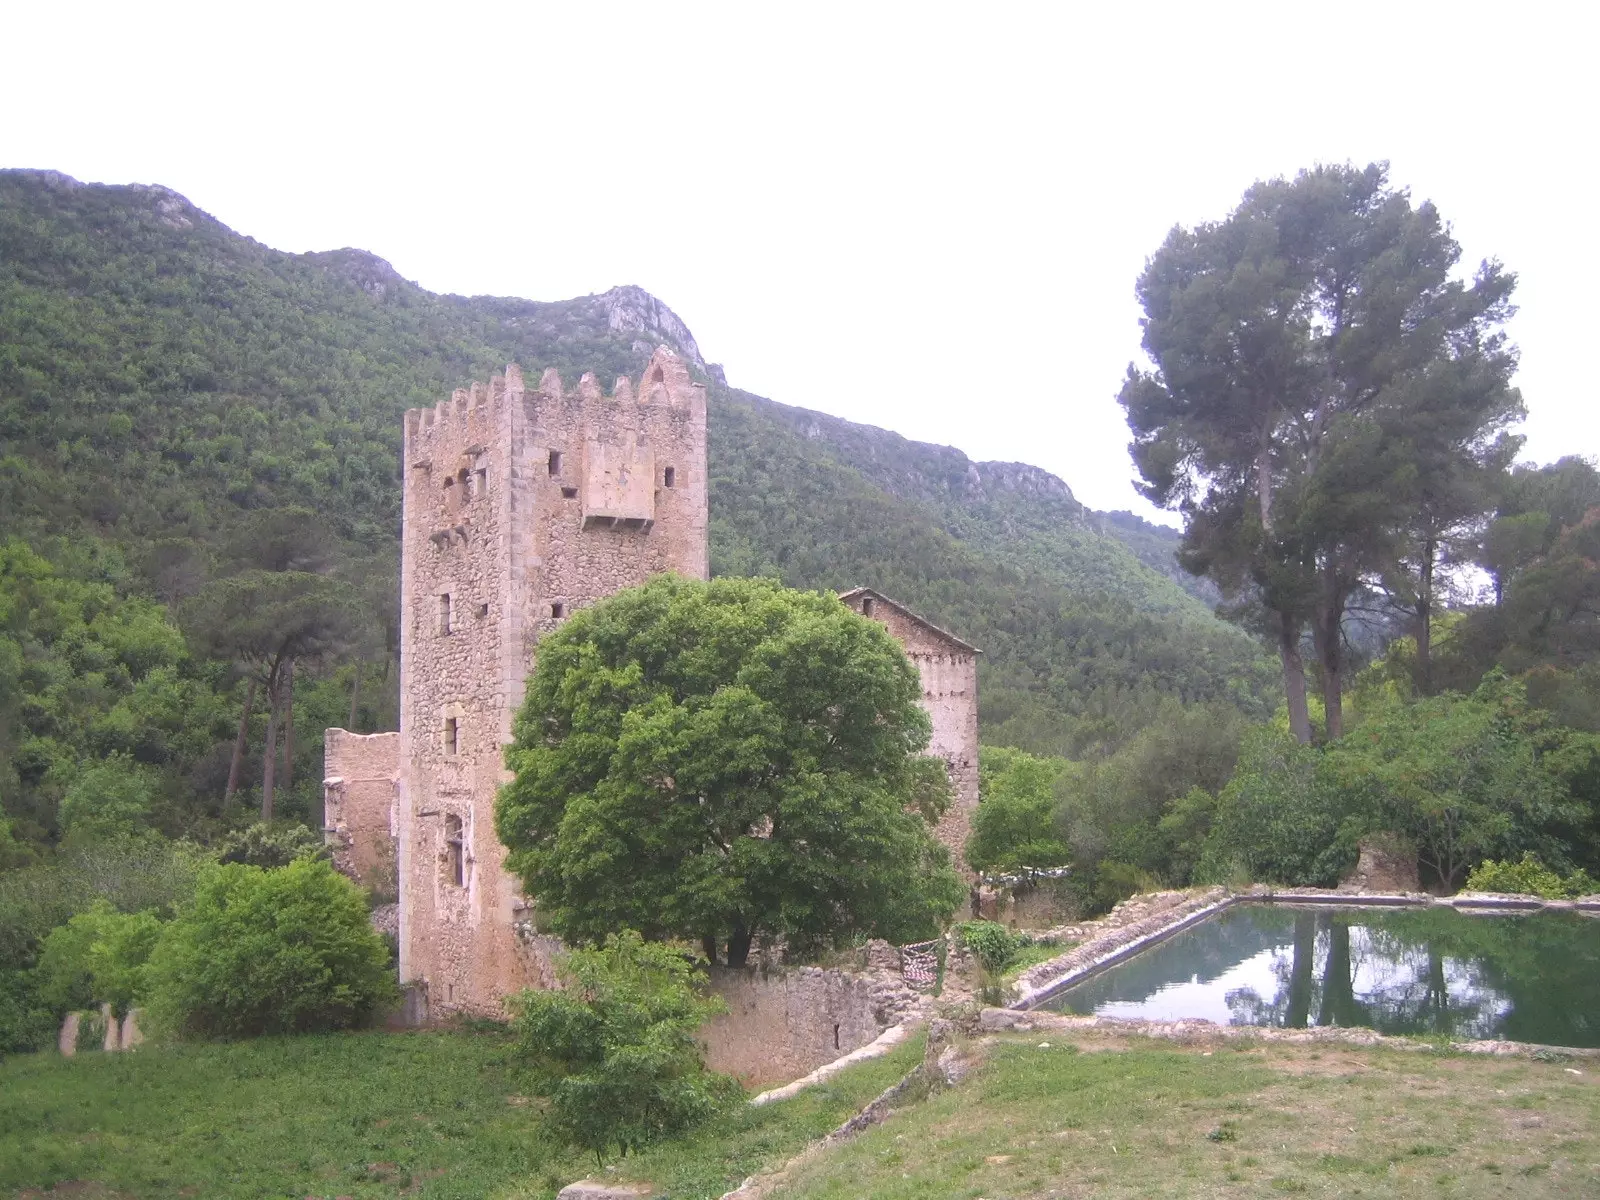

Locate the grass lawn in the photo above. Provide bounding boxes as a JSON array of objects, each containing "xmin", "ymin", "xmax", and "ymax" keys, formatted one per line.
[
  {"xmin": 777, "ymin": 1033, "xmax": 1600, "ymax": 1199},
  {"xmin": 0, "ymin": 1029, "xmax": 923, "ymax": 1199}
]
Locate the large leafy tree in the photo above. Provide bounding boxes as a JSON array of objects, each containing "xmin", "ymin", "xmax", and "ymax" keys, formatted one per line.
[
  {"xmin": 496, "ymin": 575, "xmax": 965, "ymax": 967},
  {"xmin": 1120, "ymin": 163, "xmax": 1522, "ymax": 741}
]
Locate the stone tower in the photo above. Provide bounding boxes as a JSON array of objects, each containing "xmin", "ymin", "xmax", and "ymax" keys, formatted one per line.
[{"xmin": 392, "ymin": 347, "xmax": 708, "ymax": 1016}]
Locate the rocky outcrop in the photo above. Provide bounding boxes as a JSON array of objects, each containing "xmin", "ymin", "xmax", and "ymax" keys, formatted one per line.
[
  {"xmin": 601, "ymin": 285, "xmax": 707, "ymax": 371},
  {"xmin": 1340, "ymin": 833, "xmax": 1420, "ymax": 893}
]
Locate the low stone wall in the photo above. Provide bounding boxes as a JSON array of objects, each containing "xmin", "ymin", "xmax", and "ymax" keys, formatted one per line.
[
  {"xmin": 701, "ymin": 966, "xmax": 887, "ymax": 1087},
  {"xmin": 701, "ymin": 956, "xmax": 926, "ymax": 1088}
]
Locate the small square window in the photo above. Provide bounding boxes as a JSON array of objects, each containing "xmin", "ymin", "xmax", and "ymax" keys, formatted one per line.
[
  {"xmin": 443, "ymin": 717, "xmax": 458, "ymax": 756},
  {"xmin": 551, "ymin": 603, "xmax": 564, "ymax": 619},
  {"xmin": 477, "ymin": 603, "xmax": 489, "ymax": 618},
  {"xmin": 663, "ymin": 466, "xmax": 676, "ymax": 489},
  {"xmin": 560, "ymin": 486, "xmax": 578, "ymax": 500},
  {"xmin": 548, "ymin": 450, "xmax": 562, "ymax": 476}
]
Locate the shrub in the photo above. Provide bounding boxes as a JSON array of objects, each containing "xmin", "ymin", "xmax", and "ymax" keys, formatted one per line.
[
  {"xmin": 145, "ymin": 857, "xmax": 396, "ymax": 1038},
  {"xmin": 956, "ymin": 920, "xmax": 1018, "ymax": 974},
  {"xmin": 0, "ymin": 969, "xmax": 55, "ymax": 1057},
  {"xmin": 510, "ymin": 931, "xmax": 738, "ymax": 1164},
  {"xmin": 1464, "ymin": 853, "xmax": 1597, "ymax": 899},
  {"xmin": 35, "ymin": 900, "xmax": 164, "ymax": 1017},
  {"xmin": 57, "ymin": 755, "xmax": 158, "ymax": 847},
  {"xmin": 215, "ymin": 822, "xmax": 329, "ymax": 870}
]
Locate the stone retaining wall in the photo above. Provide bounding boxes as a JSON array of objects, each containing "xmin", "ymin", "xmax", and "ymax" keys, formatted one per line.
[{"xmin": 701, "ymin": 957, "xmax": 926, "ymax": 1088}]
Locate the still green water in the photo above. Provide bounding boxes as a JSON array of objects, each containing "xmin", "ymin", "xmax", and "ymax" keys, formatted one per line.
[{"xmin": 1040, "ymin": 903, "xmax": 1600, "ymax": 1048}]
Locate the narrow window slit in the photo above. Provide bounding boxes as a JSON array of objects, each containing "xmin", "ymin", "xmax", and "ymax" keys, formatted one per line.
[{"xmin": 444, "ymin": 813, "xmax": 465, "ymax": 888}]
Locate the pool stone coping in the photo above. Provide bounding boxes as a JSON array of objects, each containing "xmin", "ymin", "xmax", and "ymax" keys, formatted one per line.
[{"xmin": 1010, "ymin": 885, "xmax": 1600, "ymax": 1013}]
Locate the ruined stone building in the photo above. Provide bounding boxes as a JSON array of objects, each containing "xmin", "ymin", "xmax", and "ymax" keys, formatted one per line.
[
  {"xmin": 324, "ymin": 349, "xmax": 980, "ymax": 1021},
  {"xmin": 838, "ymin": 588, "xmax": 981, "ymax": 873}
]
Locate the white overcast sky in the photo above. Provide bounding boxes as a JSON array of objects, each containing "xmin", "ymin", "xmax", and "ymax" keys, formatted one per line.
[{"xmin": 3, "ymin": 1, "xmax": 1594, "ymax": 523}]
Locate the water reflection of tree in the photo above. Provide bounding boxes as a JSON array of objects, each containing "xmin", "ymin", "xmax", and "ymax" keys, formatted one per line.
[
  {"xmin": 1061, "ymin": 904, "xmax": 1598, "ymax": 1047},
  {"xmin": 1224, "ymin": 908, "xmax": 1599, "ymax": 1045},
  {"xmin": 1367, "ymin": 909, "xmax": 1598, "ymax": 1046},
  {"xmin": 1225, "ymin": 911, "xmax": 1374, "ymax": 1029}
]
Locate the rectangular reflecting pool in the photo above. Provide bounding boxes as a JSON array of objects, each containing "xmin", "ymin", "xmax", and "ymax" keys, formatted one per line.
[{"xmin": 1039, "ymin": 903, "xmax": 1600, "ymax": 1048}]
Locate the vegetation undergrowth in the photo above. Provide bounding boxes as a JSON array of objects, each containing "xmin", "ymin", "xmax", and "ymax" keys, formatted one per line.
[
  {"xmin": 777, "ymin": 1035, "xmax": 1600, "ymax": 1199},
  {"xmin": 0, "ymin": 1028, "xmax": 926, "ymax": 1199}
]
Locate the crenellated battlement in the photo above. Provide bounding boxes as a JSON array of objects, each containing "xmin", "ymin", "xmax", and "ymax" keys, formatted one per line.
[{"xmin": 406, "ymin": 347, "xmax": 704, "ymax": 447}]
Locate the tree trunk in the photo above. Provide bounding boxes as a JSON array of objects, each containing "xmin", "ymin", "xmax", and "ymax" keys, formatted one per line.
[
  {"xmin": 282, "ymin": 658, "xmax": 295, "ymax": 792},
  {"xmin": 1260, "ymin": 422, "xmax": 1316, "ymax": 744},
  {"xmin": 1318, "ymin": 918, "xmax": 1357, "ymax": 1027},
  {"xmin": 702, "ymin": 935, "xmax": 719, "ymax": 967},
  {"xmin": 1279, "ymin": 623, "xmax": 1314, "ymax": 745},
  {"xmin": 224, "ymin": 675, "xmax": 258, "ymax": 809},
  {"xmin": 726, "ymin": 922, "xmax": 753, "ymax": 969},
  {"xmin": 348, "ymin": 658, "xmax": 363, "ymax": 731},
  {"xmin": 1415, "ymin": 534, "xmax": 1435, "ymax": 695},
  {"xmin": 1312, "ymin": 570, "xmax": 1346, "ymax": 741},
  {"xmin": 261, "ymin": 668, "xmax": 281, "ymax": 823},
  {"xmin": 1285, "ymin": 911, "xmax": 1316, "ymax": 1028}
]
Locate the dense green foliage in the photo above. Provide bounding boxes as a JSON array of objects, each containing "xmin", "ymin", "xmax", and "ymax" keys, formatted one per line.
[
  {"xmin": 34, "ymin": 900, "xmax": 163, "ymax": 1018},
  {"xmin": 510, "ymin": 931, "xmax": 738, "ymax": 1164},
  {"xmin": 966, "ymin": 746, "xmax": 1073, "ymax": 875},
  {"xmin": 1199, "ymin": 676, "xmax": 1599, "ymax": 889},
  {"xmin": 144, "ymin": 857, "xmax": 395, "ymax": 1038},
  {"xmin": 1121, "ymin": 162, "xmax": 1523, "ymax": 742},
  {"xmin": 498, "ymin": 576, "xmax": 965, "ymax": 965},
  {"xmin": 1464, "ymin": 853, "xmax": 1596, "ymax": 899},
  {"xmin": 0, "ymin": 169, "xmax": 1278, "ymax": 868}
]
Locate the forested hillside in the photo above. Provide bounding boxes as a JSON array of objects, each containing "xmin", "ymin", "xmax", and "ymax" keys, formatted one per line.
[{"xmin": 0, "ymin": 168, "xmax": 1272, "ymax": 848}]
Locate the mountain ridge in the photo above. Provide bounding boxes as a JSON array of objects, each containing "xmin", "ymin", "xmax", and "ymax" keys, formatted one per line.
[{"xmin": 0, "ymin": 168, "xmax": 1272, "ymax": 779}]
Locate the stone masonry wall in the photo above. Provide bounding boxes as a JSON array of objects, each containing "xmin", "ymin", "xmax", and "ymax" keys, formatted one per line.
[
  {"xmin": 322, "ymin": 729, "xmax": 400, "ymax": 897},
  {"xmin": 700, "ymin": 966, "xmax": 890, "ymax": 1088},
  {"xmin": 397, "ymin": 348, "xmax": 708, "ymax": 1019},
  {"xmin": 841, "ymin": 591, "xmax": 980, "ymax": 875}
]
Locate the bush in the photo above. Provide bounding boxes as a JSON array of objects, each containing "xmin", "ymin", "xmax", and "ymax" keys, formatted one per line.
[
  {"xmin": 35, "ymin": 901, "xmax": 164, "ymax": 1017},
  {"xmin": 215, "ymin": 822, "xmax": 329, "ymax": 870},
  {"xmin": 0, "ymin": 969, "xmax": 55, "ymax": 1057},
  {"xmin": 956, "ymin": 920, "xmax": 1018, "ymax": 974},
  {"xmin": 0, "ymin": 839, "xmax": 210, "ymax": 972},
  {"xmin": 145, "ymin": 857, "xmax": 396, "ymax": 1038},
  {"xmin": 1464, "ymin": 853, "xmax": 1597, "ymax": 899},
  {"xmin": 57, "ymin": 755, "xmax": 158, "ymax": 847},
  {"xmin": 510, "ymin": 931, "xmax": 738, "ymax": 1164},
  {"xmin": 967, "ymin": 748, "xmax": 1073, "ymax": 876},
  {"xmin": 1196, "ymin": 730, "xmax": 1367, "ymax": 887}
]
